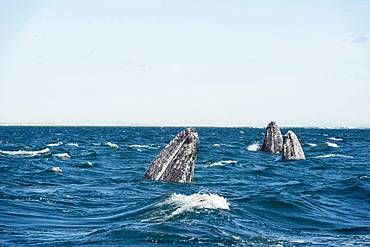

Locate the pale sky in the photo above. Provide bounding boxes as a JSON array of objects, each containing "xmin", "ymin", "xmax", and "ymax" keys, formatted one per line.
[{"xmin": 0, "ymin": 0, "xmax": 369, "ymax": 127}]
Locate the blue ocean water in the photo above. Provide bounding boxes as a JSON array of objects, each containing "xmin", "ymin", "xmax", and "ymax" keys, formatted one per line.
[{"xmin": 0, "ymin": 127, "xmax": 369, "ymax": 246}]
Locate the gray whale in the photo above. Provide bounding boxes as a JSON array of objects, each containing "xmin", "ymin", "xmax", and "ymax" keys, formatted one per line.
[
  {"xmin": 282, "ymin": 130, "xmax": 305, "ymax": 160},
  {"xmin": 144, "ymin": 128, "xmax": 199, "ymax": 183},
  {"xmin": 261, "ymin": 121, "xmax": 283, "ymax": 153}
]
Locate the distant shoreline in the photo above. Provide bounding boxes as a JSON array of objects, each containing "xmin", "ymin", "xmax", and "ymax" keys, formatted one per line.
[{"xmin": 0, "ymin": 123, "xmax": 368, "ymax": 129}]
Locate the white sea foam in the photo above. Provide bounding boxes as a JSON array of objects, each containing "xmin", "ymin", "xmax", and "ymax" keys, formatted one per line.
[
  {"xmin": 50, "ymin": 166, "xmax": 62, "ymax": 173},
  {"xmin": 129, "ymin": 144, "xmax": 150, "ymax": 148},
  {"xmin": 232, "ymin": 236, "xmax": 241, "ymax": 241},
  {"xmin": 327, "ymin": 137, "xmax": 343, "ymax": 141},
  {"xmin": 66, "ymin": 143, "xmax": 79, "ymax": 147},
  {"xmin": 212, "ymin": 143, "xmax": 221, "ymax": 147},
  {"xmin": 85, "ymin": 161, "xmax": 93, "ymax": 166},
  {"xmin": 162, "ymin": 193, "xmax": 230, "ymax": 217},
  {"xmin": 0, "ymin": 148, "xmax": 50, "ymax": 157},
  {"xmin": 291, "ymin": 240, "xmax": 305, "ymax": 244},
  {"xmin": 206, "ymin": 160, "xmax": 237, "ymax": 167},
  {"xmin": 47, "ymin": 142, "xmax": 63, "ymax": 147},
  {"xmin": 53, "ymin": 153, "xmax": 71, "ymax": 159},
  {"xmin": 75, "ymin": 161, "xmax": 93, "ymax": 167},
  {"xmin": 247, "ymin": 142, "xmax": 260, "ymax": 152},
  {"xmin": 129, "ymin": 144, "xmax": 158, "ymax": 151},
  {"xmin": 106, "ymin": 142, "xmax": 119, "ymax": 148},
  {"xmin": 325, "ymin": 142, "xmax": 339, "ymax": 148},
  {"xmin": 315, "ymin": 154, "xmax": 353, "ymax": 159},
  {"xmin": 307, "ymin": 143, "xmax": 317, "ymax": 147}
]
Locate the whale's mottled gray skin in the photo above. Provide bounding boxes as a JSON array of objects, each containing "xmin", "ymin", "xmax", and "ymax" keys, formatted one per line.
[
  {"xmin": 261, "ymin": 121, "xmax": 283, "ymax": 153},
  {"xmin": 282, "ymin": 130, "xmax": 305, "ymax": 160},
  {"xmin": 144, "ymin": 128, "xmax": 199, "ymax": 183}
]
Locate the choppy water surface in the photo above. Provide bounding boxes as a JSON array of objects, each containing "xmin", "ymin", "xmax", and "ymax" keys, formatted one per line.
[{"xmin": 0, "ymin": 127, "xmax": 369, "ymax": 246}]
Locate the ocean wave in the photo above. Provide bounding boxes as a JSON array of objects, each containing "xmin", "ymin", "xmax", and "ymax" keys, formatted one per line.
[
  {"xmin": 247, "ymin": 142, "xmax": 260, "ymax": 152},
  {"xmin": 129, "ymin": 144, "xmax": 158, "ymax": 151},
  {"xmin": 327, "ymin": 137, "xmax": 343, "ymax": 141},
  {"xmin": 66, "ymin": 143, "xmax": 79, "ymax": 147},
  {"xmin": 47, "ymin": 142, "xmax": 63, "ymax": 147},
  {"xmin": 307, "ymin": 143, "xmax": 317, "ymax": 147},
  {"xmin": 162, "ymin": 193, "xmax": 230, "ymax": 217},
  {"xmin": 50, "ymin": 166, "xmax": 62, "ymax": 173},
  {"xmin": 106, "ymin": 142, "xmax": 119, "ymax": 148},
  {"xmin": 212, "ymin": 143, "xmax": 221, "ymax": 147},
  {"xmin": 0, "ymin": 148, "xmax": 50, "ymax": 157},
  {"xmin": 75, "ymin": 161, "xmax": 93, "ymax": 167},
  {"xmin": 53, "ymin": 153, "xmax": 71, "ymax": 159},
  {"xmin": 291, "ymin": 240, "xmax": 305, "ymax": 244},
  {"xmin": 206, "ymin": 160, "xmax": 237, "ymax": 167},
  {"xmin": 325, "ymin": 142, "xmax": 340, "ymax": 148},
  {"xmin": 129, "ymin": 144, "xmax": 150, "ymax": 148},
  {"xmin": 315, "ymin": 154, "xmax": 353, "ymax": 159}
]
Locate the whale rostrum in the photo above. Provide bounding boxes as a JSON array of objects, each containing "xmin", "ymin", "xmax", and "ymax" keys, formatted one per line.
[
  {"xmin": 261, "ymin": 121, "xmax": 283, "ymax": 153},
  {"xmin": 144, "ymin": 128, "xmax": 199, "ymax": 183},
  {"xmin": 282, "ymin": 130, "xmax": 305, "ymax": 160}
]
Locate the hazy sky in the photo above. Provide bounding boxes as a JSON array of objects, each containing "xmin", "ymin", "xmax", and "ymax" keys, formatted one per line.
[{"xmin": 0, "ymin": 0, "xmax": 369, "ymax": 127}]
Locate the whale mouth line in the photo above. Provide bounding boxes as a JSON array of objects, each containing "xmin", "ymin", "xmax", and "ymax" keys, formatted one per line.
[{"xmin": 154, "ymin": 134, "xmax": 190, "ymax": 180}]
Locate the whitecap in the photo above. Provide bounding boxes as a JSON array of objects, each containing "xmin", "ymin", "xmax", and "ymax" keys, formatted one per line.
[
  {"xmin": 161, "ymin": 193, "xmax": 230, "ymax": 217},
  {"xmin": 325, "ymin": 142, "xmax": 339, "ymax": 148},
  {"xmin": 212, "ymin": 143, "xmax": 221, "ymax": 147},
  {"xmin": 206, "ymin": 160, "xmax": 237, "ymax": 167},
  {"xmin": 307, "ymin": 143, "xmax": 317, "ymax": 147},
  {"xmin": 80, "ymin": 161, "xmax": 93, "ymax": 166},
  {"xmin": 129, "ymin": 144, "xmax": 158, "ymax": 151},
  {"xmin": 74, "ymin": 161, "xmax": 94, "ymax": 168},
  {"xmin": 66, "ymin": 143, "xmax": 79, "ymax": 147},
  {"xmin": 247, "ymin": 142, "xmax": 260, "ymax": 152},
  {"xmin": 232, "ymin": 236, "xmax": 241, "ymax": 241},
  {"xmin": 291, "ymin": 240, "xmax": 305, "ymax": 244},
  {"xmin": 327, "ymin": 137, "xmax": 343, "ymax": 141},
  {"xmin": 315, "ymin": 154, "xmax": 353, "ymax": 159},
  {"xmin": 47, "ymin": 142, "xmax": 63, "ymax": 147},
  {"xmin": 0, "ymin": 148, "xmax": 50, "ymax": 157},
  {"xmin": 53, "ymin": 153, "xmax": 71, "ymax": 159},
  {"xmin": 50, "ymin": 166, "xmax": 62, "ymax": 173},
  {"xmin": 106, "ymin": 142, "xmax": 119, "ymax": 148},
  {"xmin": 129, "ymin": 144, "xmax": 150, "ymax": 148}
]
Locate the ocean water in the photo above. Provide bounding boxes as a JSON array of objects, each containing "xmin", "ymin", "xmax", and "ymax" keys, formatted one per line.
[{"xmin": 0, "ymin": 127, "xmax": 369, "ymax": 246}]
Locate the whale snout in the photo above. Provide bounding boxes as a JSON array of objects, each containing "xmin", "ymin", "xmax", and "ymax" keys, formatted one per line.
[{"xmin": 144, "ymin": 127, "xmax": 199, "ymax": 183}]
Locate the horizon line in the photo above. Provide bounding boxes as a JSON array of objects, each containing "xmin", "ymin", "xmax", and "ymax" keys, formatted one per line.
[{"xmin": 0, "ymin": 122, "xmax": 369, "ymax": 129}]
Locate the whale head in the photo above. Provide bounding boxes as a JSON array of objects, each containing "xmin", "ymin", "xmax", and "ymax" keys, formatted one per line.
[
  {"xmin": 144, "ymin": 128, "xmax": 199, "ymax": 183},
  {"xmin": 282, "ymin": 130, "xmax": 305, "ymax": 160},
  {"xmin": 261, "ymin": 121, "xmax": 283, "ymax": 153}
]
